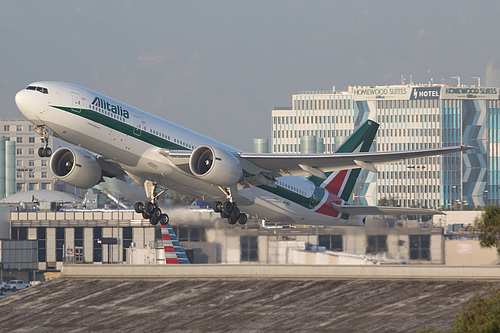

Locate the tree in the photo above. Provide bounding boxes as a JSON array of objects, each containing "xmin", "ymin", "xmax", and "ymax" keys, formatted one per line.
[
  {"xmin": 474, "ymin": 205, "xmax": 500, "ymax": 256},
  {"xmin": 166, "ymin": 192, "xmax": 195, "ymax": 206},
  {"xmin": 453, "ymin": 289, "xmax": 500, "ymax": 332},
  {"xmin": 417, "ymin": 288, "xmax": 500, "ymax": 333},
  {"xmin": 378, "ymin": 197, "xmax": 391, "ymax": 206}
]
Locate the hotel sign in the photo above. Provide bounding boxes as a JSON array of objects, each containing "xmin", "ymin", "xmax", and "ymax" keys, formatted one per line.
[
  {"xmin": 441, "ymin": 87, "xmax": 499, "ymax": 100},
  {"xmin": 351, "ymin": 85, "xmax": 499, "ymax": 100},
  {"xmin": 352, "ymin": 86, "xmax": 410, "ymax": 101},
  {"xmin": 410, "ymin": 87, "xmax": 440, "ymax": 100}
]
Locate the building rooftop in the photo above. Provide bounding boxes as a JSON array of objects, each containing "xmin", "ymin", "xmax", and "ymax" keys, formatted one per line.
[{"xmin": 0, "ymin": 189, "xmax": 79, "ymax": 205}]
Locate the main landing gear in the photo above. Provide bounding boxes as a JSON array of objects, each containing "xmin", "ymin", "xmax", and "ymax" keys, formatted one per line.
[
  {"xmin": 134, "ymin": 181, "xmax": 169, "ymax": 226},
  {"xmin": 34, "ymin": 125, "xmax": 52, "ymax": 157},
  {"xmin": 213, "ymin": 200, "xmax": 248, "ymax": 225},
  {"xmin": 135, "ymin": 201, "xmax": 169, "ymax": 226}
]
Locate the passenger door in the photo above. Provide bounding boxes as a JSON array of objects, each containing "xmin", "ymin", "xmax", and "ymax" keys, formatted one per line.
[
  {"xmin": 71, "ymin": 92, "xmax": 82, "ymax": 113},
  {"xmin": 133, "ymin": 115, "xmax": 145, "ymax": 136}
]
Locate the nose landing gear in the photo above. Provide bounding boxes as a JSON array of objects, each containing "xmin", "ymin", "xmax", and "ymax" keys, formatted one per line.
[
  {"xmin": 34, "ymin": 125, "xmax": 52, "ymax": 157},
  {"xmin": 38, "ymin": 146, "xmax": 52, "ymax": 158}
]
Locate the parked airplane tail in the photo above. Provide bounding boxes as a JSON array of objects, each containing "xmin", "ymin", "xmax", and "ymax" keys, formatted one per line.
[
  {"xmin": 309, "ymin": 120, "xmax": 379, "ymax": 201},
  {"xmin": 160, "ymin": 224, "xmax": 190, "ymax": 264}
]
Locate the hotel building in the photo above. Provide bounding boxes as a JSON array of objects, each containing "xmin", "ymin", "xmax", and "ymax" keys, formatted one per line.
[{"xmin": 272, "ymin": 83, "xmax": 499, "ymax": 209}]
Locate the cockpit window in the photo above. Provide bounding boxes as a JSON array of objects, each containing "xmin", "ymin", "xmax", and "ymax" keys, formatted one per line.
[{"xmin": 26, "ymin": 86, "xmax": 48, "ymax": 94}]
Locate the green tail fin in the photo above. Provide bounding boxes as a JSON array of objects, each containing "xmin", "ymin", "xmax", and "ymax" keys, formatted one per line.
[{"xmin": 309, "ymin": 120, "xmax": 379, "ymax": 200}]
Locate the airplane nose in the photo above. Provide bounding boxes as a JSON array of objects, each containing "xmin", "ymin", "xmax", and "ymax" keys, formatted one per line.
[
  {"xmin": 15, "ymin": 89, "xmax": 43, "ymax": 125},
  {"xmin": 15, "ymin": 89, "xmax": 30, "ymax": 115}
]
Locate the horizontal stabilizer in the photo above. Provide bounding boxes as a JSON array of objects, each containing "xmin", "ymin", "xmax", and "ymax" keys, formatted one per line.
[{"xmin": 332, "ymin": 202, "xmax": 445, "ymax": 216}]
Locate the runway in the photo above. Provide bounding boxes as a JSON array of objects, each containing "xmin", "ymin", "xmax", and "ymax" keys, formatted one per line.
[{"xmin": 0, "ymin": 265, "xmax": 499, "ymax": 332}]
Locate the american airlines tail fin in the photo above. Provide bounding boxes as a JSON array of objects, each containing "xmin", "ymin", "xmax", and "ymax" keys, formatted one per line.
[
  {"xmin": 160, "ymin": 224, "xmax": 190, "ymax": 264},
  {"xmin": 309, "ymin": 120, "xmax": 379, "ymax": 201}
]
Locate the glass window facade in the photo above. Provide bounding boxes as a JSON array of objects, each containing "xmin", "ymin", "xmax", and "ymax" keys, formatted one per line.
[{"xmin": 272, "ymin": 84, "xmax": 499, "ymax": 209}]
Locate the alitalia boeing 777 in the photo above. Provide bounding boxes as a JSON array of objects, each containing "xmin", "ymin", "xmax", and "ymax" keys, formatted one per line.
[{"xmin": 15, "ymin": 82, "xmax": 473, "ymax": 227}]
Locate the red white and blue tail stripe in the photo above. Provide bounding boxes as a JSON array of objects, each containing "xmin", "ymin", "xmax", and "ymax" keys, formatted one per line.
[{"xmin": 160, "ymin": 224, "xmax": 190, "ymax": 264}]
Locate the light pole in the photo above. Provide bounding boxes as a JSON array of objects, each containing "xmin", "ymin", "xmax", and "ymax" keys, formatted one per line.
[
  {"xmin": 451, "ymin": 185, "xmax": 457, "ymax": 211},
  {"xmin": 408, "ymin": 165, "xmax": 415, "ymax": 207},
  {"xmin": 471, "ymin": 76, "xmax": 481, "ymax": 87},
  {"xmin": 451, "ymin": 76, "xmax": 461, "ymax": 87}
]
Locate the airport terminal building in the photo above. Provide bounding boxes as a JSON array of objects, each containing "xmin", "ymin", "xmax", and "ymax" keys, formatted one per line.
[{"xmin": 272, "ymin": 83, "xmax": 500, "ymax": 210}]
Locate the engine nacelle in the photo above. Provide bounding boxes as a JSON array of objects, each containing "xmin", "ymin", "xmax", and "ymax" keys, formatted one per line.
[
  {"xmin": 189, "ymin": 145, "xmax": 243, "ymax": 187},
  {"xmin": 50, "ymin": 147, "xmax": 102, "ymax": 189}
]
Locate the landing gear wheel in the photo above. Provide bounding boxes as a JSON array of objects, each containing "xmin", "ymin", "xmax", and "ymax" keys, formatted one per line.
[
  {"xmin": 213, "ymin": 201, "xmax": 222, "ymax": 213},
  {"xmin": 38, "ymin": 147, "xmax": 52, "ymax": 158},
  {"xmin": 228, "ymin": 215, "xmax": 237, "ymax": 225},
  {"xmin": 230, "ymin": 206, "xmax": 240, "ymax": 219},
  {"xmin": 142, "ymin": 211, "xmax": 151, "ymax": 220},
  {"xmin": 144, "ymin": 201, "xmax": 156, "ymax": 215},
  {"xmin": 149, "ymin": 216, "xmax": 159, "ymax": 225},
  {"xmin": 237, "ymin": 213, "xmax": 248, "ymax": 225},
  {"xmin": 134, "ymin": 202, "xmax": 144, "ymax": 213},
  {"xmin": 151, "ymin": 207, "xmax": 162, "ymax": 221},
  {"xmin": 222, "ymin": 201, "xmax": 234, "ymax": 214},
  {"xmin": 159, "ymin": 214, "xmax": 169, "ymax": 225},
  {"xmin": 220, "ymin": 211, "xmax": 230, "ymax": 219}
]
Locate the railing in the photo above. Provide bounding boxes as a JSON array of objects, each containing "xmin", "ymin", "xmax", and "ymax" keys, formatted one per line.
[
  {"xmin": 298, "ymin": 90, "xmax": 333, "ymax": 95},
  {"xmin": 10, "ymin": 210, "xmax": 145, "ymax": 224}
]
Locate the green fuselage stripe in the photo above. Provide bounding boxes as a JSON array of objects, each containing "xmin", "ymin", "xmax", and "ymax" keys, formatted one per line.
[
  {"xmin": 54, "ymin": 105, "xmax": 323, "ymax": 210},
  {"xmin": 52, "ymin": 105, "xmax": 189, "ymax": 151},
  {"xmin": 257, "ymin": 184, "xmax": 325, "ymax": 209}
]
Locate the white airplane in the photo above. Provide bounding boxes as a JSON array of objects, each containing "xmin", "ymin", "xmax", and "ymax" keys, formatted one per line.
[{"xmin": 15, "ymin": 82, "xmax": 473, "ymax": 227}]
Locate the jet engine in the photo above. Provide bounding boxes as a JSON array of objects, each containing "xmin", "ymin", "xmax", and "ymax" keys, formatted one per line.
[
  {"xmin": 50, "ymin": 147, "xmax": 102, "ymax": 189},
  {"xmin": 189, "ymin": 145, "xmax": 243, "ymax": 187}
]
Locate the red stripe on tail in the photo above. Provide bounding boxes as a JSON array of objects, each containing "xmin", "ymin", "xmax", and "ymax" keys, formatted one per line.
[{"xmin": 323, "ymin": 169, "xmax": 349, "ymax": 195}]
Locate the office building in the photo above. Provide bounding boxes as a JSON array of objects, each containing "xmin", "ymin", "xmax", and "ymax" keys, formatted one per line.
[{"xmin": 0, "ymin": 119, "xmax": 54, "ymax": 197}]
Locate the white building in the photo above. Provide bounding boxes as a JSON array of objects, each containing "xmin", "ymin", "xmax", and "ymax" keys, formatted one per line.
[
  {"xmin": 272, "ymin": 83, "xmax": 499, "ymax": 210},
  {"xmin": 0, "ymin": 119, "xmax": 54, "ymax": 195}
]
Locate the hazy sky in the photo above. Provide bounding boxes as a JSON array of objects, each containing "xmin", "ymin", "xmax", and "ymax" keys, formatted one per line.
[{"xmin": 1, "ymin": 1, "xmax": 500, "ymax": 151}]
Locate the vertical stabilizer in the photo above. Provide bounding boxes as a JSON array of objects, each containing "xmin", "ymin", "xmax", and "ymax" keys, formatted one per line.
[
  {"xmin": 160, "ymin": 224, "xmax": 190, "ymax": 264},
  {"xmin": 309, "ymin": 120, "xmax": 379, "ymax": 201}
]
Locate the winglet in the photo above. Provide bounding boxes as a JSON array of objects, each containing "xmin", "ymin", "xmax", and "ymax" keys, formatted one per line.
[{"xmin": 460, "ymin": 145, "xmax": 477, "ymax": 151}]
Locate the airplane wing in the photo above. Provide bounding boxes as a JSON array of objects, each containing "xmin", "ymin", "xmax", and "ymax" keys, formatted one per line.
[
  {"xmin": 332, "ymin": 202, "xmax": 445, "ymax": 216},
  {"xmin": 97, "ymin": 156, "xmax": 127, "ymax": 181},
  {"xmin": 238, "ymin": 145, "xmax": 475, "ymax": 178}
]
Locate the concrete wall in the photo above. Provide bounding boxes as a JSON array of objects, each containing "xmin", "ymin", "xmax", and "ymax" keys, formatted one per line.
[
  {"xmin": 445, "ymin": 239, "xmax": 499, "ymax": 266},
  {"xmin": 0, "ymin": 207, "xmax": 13, "ymax": 238},
  {"xmin": 84, "ymin": 228, "xmax": 93, "ymax": 263},
  {"xmin": 61, "ymin": 264, "xmax": 500, "ymax": 280},
  {"xmin": 46, "ymin": 228, "xmax": 55, "ymax": 263}
]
